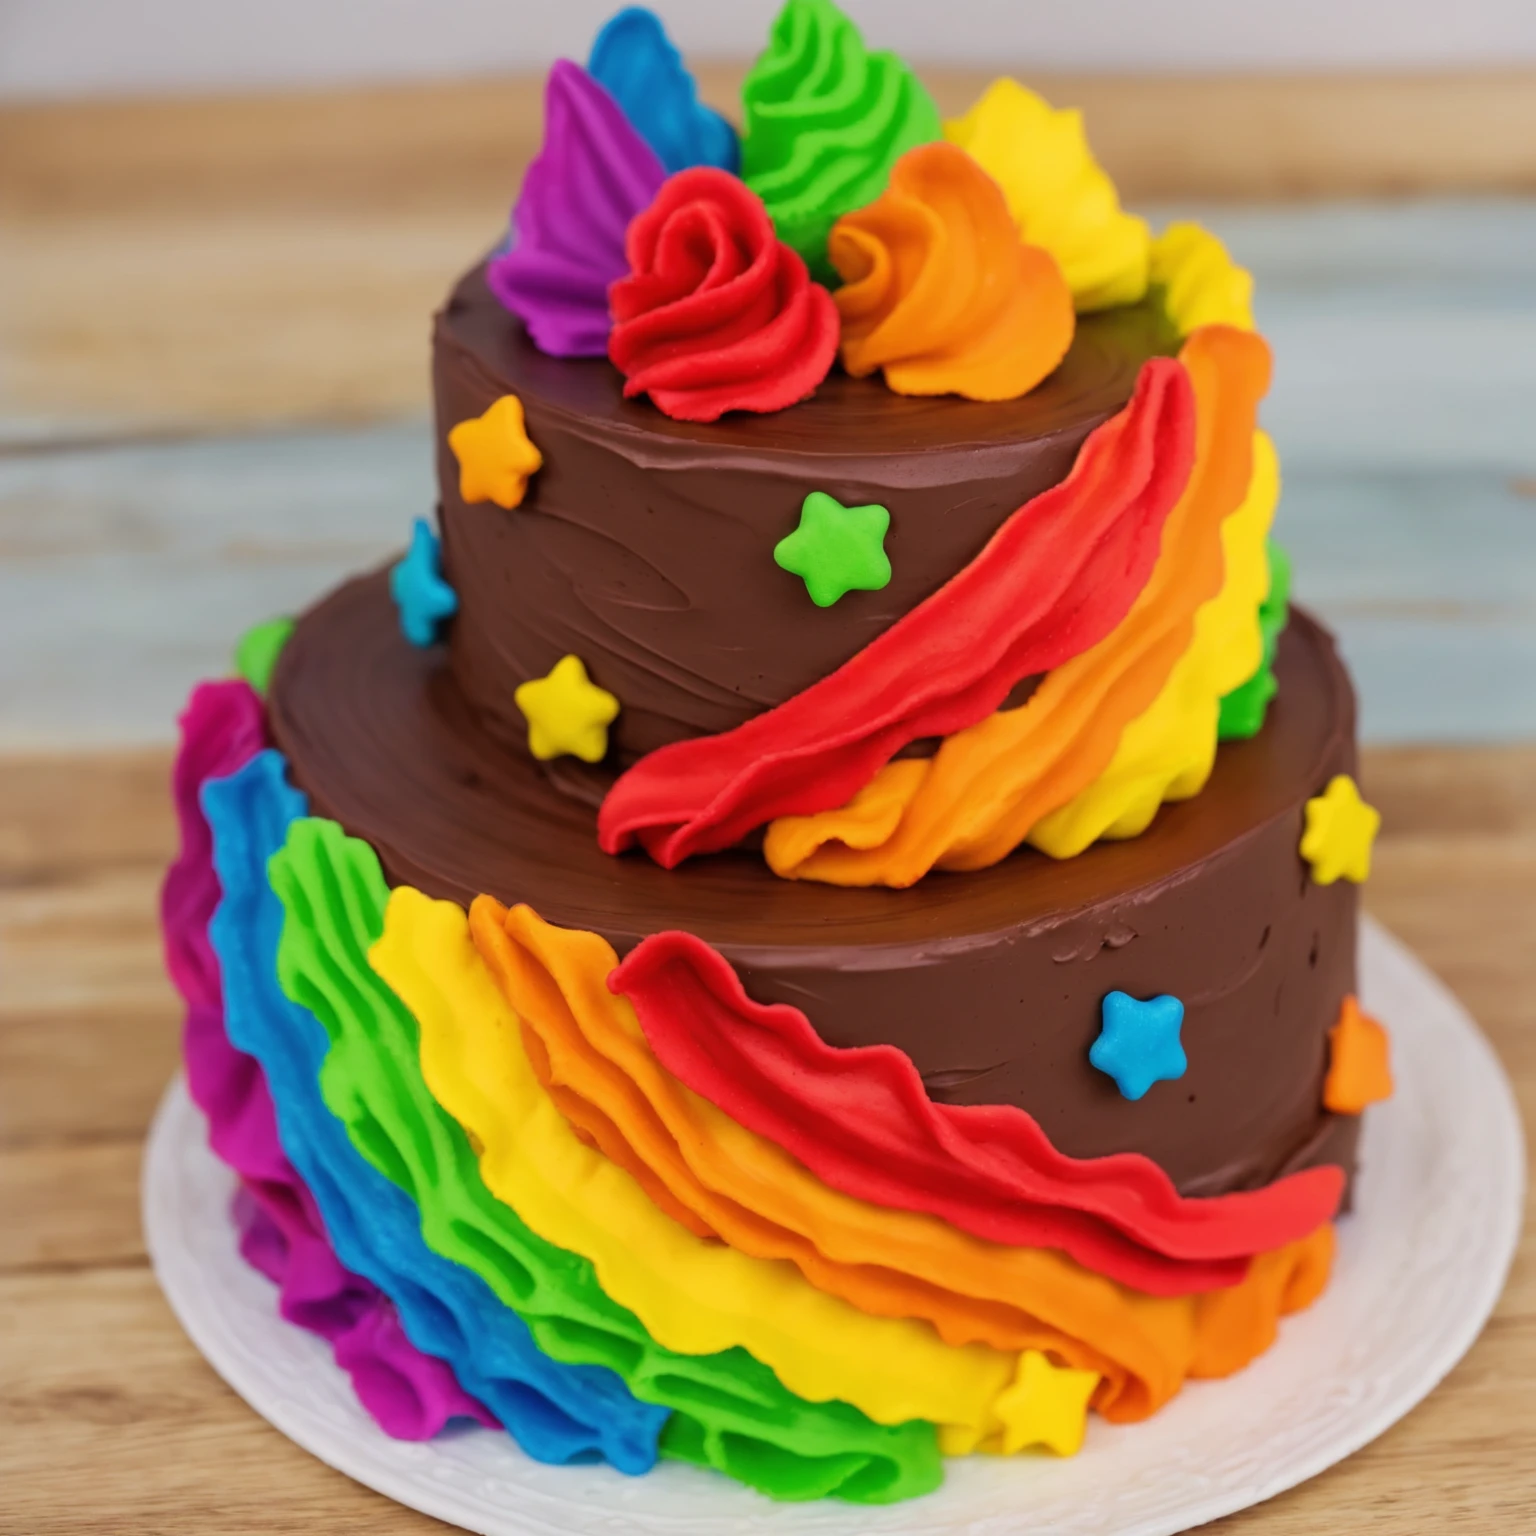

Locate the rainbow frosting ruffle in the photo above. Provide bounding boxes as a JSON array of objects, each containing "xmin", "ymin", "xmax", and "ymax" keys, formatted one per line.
[{"xmin": 165, "ymin": 673, "xmax": 1341, "ymax": 1503}]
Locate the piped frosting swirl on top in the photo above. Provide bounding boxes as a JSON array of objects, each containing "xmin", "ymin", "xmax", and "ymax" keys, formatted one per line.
[
  {"xmin": 486, "ymin": 61, "xmax": 665, "ymax": 358},
  {"xmin": 741, "ymin": 0, "xmax": 940, "ymax": 280},
  {"xmin": 608, "ymin": 167, "xmax": 840, "ymax": 422},
  {"xmin": 589, "ymin": 6, "xmax": 740, "ymax": 173},
  {"xmin": 830, "ymin": 141, "xmax": 1077, "ymax": 402},
  {"xmin": 944, "ymin": 79, "xmax": 1151, "ymax": 313}
]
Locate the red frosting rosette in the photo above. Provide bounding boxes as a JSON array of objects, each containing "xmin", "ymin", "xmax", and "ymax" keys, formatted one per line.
[{"xmin": 608, "ymin": 167, "xmax": 840, "ymax": 422}]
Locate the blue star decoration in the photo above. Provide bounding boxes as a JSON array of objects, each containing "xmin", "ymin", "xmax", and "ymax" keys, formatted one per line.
[
  {"xmin": 774, "ymin": 490, "xmax": 893, "ymax": 608},
  {"xmin": 1089, "ymin": 991, "xmax": 1187, "ymax": 1102},
  {"xmin": 390, "ymin": 518, "xmax": 458, "ymax": 648}
]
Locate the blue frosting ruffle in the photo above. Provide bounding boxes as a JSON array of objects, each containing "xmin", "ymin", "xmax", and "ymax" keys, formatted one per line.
[
  {"xmin": 202, "ymin": 750, "xmax": 668, "ymax": 1473},
  {"xmin": 589, "ymin": 6, "xmax": 740, "ymax": 174}
]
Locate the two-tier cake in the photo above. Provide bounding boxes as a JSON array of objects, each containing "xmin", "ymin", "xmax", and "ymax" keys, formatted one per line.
[{"xmin": 163, "ymin": 0, "xmax": 1393, "ymax": 1505}]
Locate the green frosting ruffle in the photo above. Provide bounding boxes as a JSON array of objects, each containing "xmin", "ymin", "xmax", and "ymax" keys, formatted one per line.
[
  {"xmin": 233, "ymin": 616, "xmax": 294, "ymax": 696},
  {"xmin": 268, "ymin": 816, "xmax": 942, "ymax": 1503},
  {"xmin": 741, "ymin": 0, "xmax": 940, "ymax": 282},
  {"xmin": 1218, "ymin": 539, "xmax": 1291, "ymax": 741}
]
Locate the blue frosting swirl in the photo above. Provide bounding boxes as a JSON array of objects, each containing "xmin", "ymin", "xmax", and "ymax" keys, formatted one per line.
[{"xmin": 589, "ymin": 6, "xmax": 740, "ymax": 173}]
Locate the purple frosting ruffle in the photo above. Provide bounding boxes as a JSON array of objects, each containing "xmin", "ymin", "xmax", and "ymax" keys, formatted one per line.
[
  {"xmin": 231, "ymin": 1189, "xmax": 489, "ymax": 1434},
  {"xmin": 486, "ymin": 60, "xmax": 665, "ymax": 357},
  {"xmin": 162, "ymin": 679, "xmax": 494, "ymax": 1439}
]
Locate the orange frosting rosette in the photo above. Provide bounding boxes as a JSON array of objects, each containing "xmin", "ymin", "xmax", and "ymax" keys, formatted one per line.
[{"xmin": 828, "ymin": 141, "xmax": 1076, "ymax": 401}]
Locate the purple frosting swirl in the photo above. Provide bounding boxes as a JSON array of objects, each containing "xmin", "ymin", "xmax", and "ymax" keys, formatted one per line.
[{"xmin": 488, "ymin": 61, "xmax": 665, "ymax": 357}]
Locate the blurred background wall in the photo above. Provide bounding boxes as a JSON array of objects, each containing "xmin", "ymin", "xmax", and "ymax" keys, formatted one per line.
[
  {"xmin": 3, "ymin": 0, "xmax": 1535, "ymax": 749},
  {"xmin": 5, "ymin": 0, "xmax": 1536, "ymax": 98}
]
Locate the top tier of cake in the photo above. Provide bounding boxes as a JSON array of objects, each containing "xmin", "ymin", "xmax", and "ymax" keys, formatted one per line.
[
  {"xmin": 434, "ymin": 263, "xmax": 1176, "ymax": 768},
  {"xmin": 410, "ymin": 0, "xmax": 1283, "ymax": 888}
]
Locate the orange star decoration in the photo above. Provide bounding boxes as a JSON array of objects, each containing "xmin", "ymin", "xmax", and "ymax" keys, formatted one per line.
[
  {"xmin": 447, "ymin": 394, "xmax": 543, "ymax": 509},
  {"xmin": 514, "ymin": 655, "xmax": 620, "ymax": 764},
  {"xmin": 1299, "ymin": 773, "xmax": 1380, "ymax": 885},
  {"xmin": 1323, "ymin": 995, "xmax": 1394, "ymax": 1115},
  {"xmin": 987, "ymin": 1349, "xmax": 1099, "ymax": 1456}
]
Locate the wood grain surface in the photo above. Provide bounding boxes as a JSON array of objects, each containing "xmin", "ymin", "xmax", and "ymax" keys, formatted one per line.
[{"xmin": 2, "ymin": 69, "xmax": 1533, "ymax": 1534}]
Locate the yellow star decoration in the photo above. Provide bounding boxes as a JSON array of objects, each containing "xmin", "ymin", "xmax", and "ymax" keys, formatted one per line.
[
  {"xmin": 1300, "ymin": 773, "xmax": 1381, "ymax": 885},
  {"xmin": 989, "ymin": 1349, "xmax": 1099, "ymax": 1457},
  {"xmin": 447, "ymin": 394, "xmax": 543, "ymax": 509},
  {"xmin": 514, "ymin": 655, "xmax": 620, "ymax": 764}
]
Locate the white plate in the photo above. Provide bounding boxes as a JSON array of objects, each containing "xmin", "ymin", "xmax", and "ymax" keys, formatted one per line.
[{"xmin": 143, "ymin": 916, "xmax": 1524, "ymax": 1536}]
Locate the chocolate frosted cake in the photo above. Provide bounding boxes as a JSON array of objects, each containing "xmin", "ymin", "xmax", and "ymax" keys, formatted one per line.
[{"xmin": 164, "ymin": 0, "xmax": 1393, "ymax": 1507}]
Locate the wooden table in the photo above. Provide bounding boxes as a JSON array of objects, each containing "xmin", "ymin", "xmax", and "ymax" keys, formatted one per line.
[{"xmin": 2, "ymin": 71, "xmax": 1534, "ymax": 1533}]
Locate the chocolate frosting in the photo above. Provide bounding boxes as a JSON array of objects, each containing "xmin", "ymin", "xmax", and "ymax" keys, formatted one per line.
[
  {"xmin": 268, "ymin": 569, "xmax": 1361, "ymax": 1200},
  {"xmin": 433, "ymin": 263, "xmax": 1179, "ymax": 765}
]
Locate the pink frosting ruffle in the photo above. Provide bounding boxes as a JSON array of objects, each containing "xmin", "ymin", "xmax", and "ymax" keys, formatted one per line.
[{"xmin": 162, "ymin": 679, "xmax": 494, "ymax": 1438}]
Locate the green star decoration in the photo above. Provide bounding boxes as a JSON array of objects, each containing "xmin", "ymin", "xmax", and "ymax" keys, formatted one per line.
[{"xmin": 774, "ymin": 491, "xmax": 892, "ymax": 608}]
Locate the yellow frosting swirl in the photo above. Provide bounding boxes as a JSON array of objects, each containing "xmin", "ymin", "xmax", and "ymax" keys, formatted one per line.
[
  {"xmin": 1151, "ymin": 221, "xmax": 1256, "ymax": 334},
  {"xmin": 944, "ymin": 79, "xmax": 1150, "ymax": 312}
]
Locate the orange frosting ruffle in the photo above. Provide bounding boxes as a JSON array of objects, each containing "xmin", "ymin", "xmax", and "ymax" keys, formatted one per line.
[
  {"xmin": 828, "ymin": 141, "xmax": 1076, "ymax": 401},
  {"xmin": 766, "ymin": 324, "xmax": 1271, "ymax": 885},
  {"xmin": 467, "ymin": 895, "xmax": 1333, "ymax": 1424}
]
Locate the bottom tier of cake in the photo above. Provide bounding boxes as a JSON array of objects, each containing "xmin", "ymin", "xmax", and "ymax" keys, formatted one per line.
[
  {"xmin": 157, "ymin": 571, "xmax": 1383, "ymax": 1505},
  {"xmin": 265, "ymin": 567, "xmax": 1362, "ymax": 1201}
]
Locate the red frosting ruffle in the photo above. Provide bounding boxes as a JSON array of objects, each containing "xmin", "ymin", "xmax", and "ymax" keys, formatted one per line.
[
  {"xmin": 611, "ymin": 930, "xmax": 1346, "ymax": 1297},
  {"xmin": 598, "ymin": 355, "xmax": 1197, "ymax": 866},
  {"xmin": 607, "ymin": 167, "xmax": 839, "ymax": 422}
]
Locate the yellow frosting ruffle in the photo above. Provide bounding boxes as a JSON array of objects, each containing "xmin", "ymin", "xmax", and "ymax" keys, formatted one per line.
[
  {"xmin": 944, "ymin": 79, "xmax": 1150, "ymax": 313},
  {"xmin": 1150, "ymin": 222, "xmax": 1255, "ymax": 335},
  {"xmin": 1027, "ymin": 427, "xmax": 1276, "ymax": 857},
  {"xmin": 370, "ymin": 886, "xmax": 1096, "ymax": 1455},
  {"xmin": 765, "ymin": 325, "xmax": 1272, "ymax": 886}
]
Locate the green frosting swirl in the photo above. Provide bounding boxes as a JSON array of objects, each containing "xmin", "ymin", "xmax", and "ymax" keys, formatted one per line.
[
  {"xmin": 742, "ymin": 0, "xmax": 940, "ymax": 281},
  {"xmin": 1218, "ymin": 539, "xmax": 1291, "ymax": 740},
  {"xmin": 269, "ymin": 816, "xmax": 941, "ymax": 1503}
]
